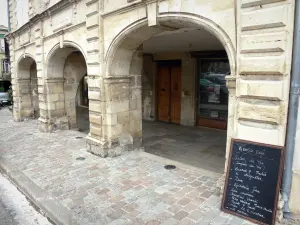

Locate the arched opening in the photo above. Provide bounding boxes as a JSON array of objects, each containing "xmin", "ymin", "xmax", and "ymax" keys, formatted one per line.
[
  {"xmin": 17, "ymin": 56, "xmax": 39, "ymax": 118},
  {"xmin": 75, "ymin": 74, "xmax": 89, "ymax": 132},
  {"xmin": 105, "ymin": 15, "xmax": 235, "ymax": 173},
  {"xmin": 46, "ymin": 46, "xmax": 89, "ymax": 132}
]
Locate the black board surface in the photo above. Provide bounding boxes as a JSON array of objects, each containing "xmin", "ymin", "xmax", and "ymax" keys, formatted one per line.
[{"xmin": 221, "ymin": 139, "xmax": 284, "ymax": 225}]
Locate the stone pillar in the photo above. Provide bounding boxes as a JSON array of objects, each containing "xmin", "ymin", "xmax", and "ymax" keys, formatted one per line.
[
  {"xmin": 39, "ymin": 78, "xmax": 68, "ymax": 131},
  {"xmin": 34, "ymin": 22, "xmax": 43, "ymax": 119},
  {"xmin": 13, "ymin": 78, "xmax": 33, "ymax": 120},
  {"xmin": 87, "ymin": 76, "xmax": 134, "ymax": 157},
  {"xmin": 86, "ymin": 77, "xmax": 106, "ymax": 156},
  {"xmin": 224, "ymin": 76, "xmax": 237, "ymax": 172},
  {"xmin": 129, "ymin": 50, "xmax": 143, "ymax": 149},
  {"xmin": 105, "ymin": 76, "xmax": 133, "ymax": 153},
  {"xmin": 85, "ymin": 0, "xmax": 106, "ymax": 155}
]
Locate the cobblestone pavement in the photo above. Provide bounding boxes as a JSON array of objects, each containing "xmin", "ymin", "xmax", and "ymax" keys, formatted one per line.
[
  {"xmin": 0, "ymin": 173, "xmax": 51, "ymax": 225},
  {"xmin": 0, "ymin": 108, "xmax": 259, "ymax": 224}
]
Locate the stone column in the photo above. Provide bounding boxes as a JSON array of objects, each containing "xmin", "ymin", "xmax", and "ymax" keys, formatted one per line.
[
  {"xmin": 87, "ymin": 76, "xmax": 133, "ymax": 157},
  {"xmin": 35, "ymin": 22, "xmax": 43, "ymax": 121},
  {"xmin": 85, "ymin": 0, "xmax": 106, "ymax": 155},
  {"xmin": 39, "ymin": 78, "xmax": 68, "ymax": 131},
  {"xmin": 13, "ymin": 78, "xmax": 33, "ymax": 120},
  {"xmin": 224, "ymin": 75, "xmax": 237, "ymax": 172}
]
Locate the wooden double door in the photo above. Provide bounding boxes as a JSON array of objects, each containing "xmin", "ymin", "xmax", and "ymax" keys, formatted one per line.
[{"xmin": 157, "ymin": 63, "xmax": 181, "ymax": 124}]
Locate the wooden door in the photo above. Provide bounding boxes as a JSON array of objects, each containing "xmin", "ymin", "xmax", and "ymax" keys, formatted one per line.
[
  {"xmin": 170, "ymin": 66, "xmax": 181, "ymax": 124},
  {"xmin": 157, "ymin": 65, "xmax": 170, "ymax": 122}
]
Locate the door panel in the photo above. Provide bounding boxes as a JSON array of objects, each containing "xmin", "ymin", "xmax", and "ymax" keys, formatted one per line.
[
  {"xmin": 170, "ymin": 66, "xmax": 181, "ymax": 124},
  {"xmin": 157, "ymin": 66, "xmax": 170, "ymax": 122}
]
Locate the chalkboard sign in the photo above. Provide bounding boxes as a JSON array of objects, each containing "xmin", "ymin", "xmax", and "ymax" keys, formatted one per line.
[{"xmin": 221, "ymin": 139, "xmax": 284, "ymax": 225}]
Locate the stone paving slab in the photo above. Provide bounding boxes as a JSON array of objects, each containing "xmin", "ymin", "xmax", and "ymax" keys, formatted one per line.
[{"xmin": 0, "ymin": 108, "xmax": 291, "ymax": 225}]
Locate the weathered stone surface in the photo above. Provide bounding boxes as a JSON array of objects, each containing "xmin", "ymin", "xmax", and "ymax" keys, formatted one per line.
[
  {"xmin": 0, "ymin": 109, "xmax": 249, "ymax": 225},
  {"xmin": 8, "ymin": 0, "xmax": 299, "ymax": 214}
]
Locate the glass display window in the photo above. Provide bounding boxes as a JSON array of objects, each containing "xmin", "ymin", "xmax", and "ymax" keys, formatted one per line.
[{"xmin": 196, "ymin": 58, "xmax": 230, "ymax": 129}]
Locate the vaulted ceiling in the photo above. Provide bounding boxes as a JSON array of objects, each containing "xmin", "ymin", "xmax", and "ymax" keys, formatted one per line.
[{"xmin": 142, "ymin": 28, "xmax": 224, "ymax": 53}]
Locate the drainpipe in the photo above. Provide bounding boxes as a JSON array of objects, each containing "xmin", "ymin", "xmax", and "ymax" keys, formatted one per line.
[
  {"xmin": 282, "ymin": 0, "xmax": 300, "ymax": 219},
  {"xmin": 7, "ymin": 0, "xmax": 10, "ymax": 32}
]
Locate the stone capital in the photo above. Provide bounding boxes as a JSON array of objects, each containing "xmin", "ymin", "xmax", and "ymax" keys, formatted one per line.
[{"xmin": 225, "ymin": 75, "xmax": 236, "ymax": 89}]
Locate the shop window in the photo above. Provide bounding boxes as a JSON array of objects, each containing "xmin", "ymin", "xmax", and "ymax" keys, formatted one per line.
[{"xmin": 196, "ymin": 58, "xmax": 230, "ymax": 129}]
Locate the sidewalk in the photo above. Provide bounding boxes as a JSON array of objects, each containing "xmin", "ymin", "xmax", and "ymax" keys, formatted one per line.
[{"xmin": 0, "ymin": 108, "xmax": 256, "ymax": 225}]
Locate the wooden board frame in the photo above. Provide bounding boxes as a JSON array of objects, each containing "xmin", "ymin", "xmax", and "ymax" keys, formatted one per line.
[{"xmin": 221, "ymin": 138, "xmax": 285, "ymax": 225}]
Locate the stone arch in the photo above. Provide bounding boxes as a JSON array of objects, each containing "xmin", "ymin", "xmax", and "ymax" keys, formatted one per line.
[
  {"xmin": 100, "ymin": 12, "xmax": 237, "ymax": 158},
  {"xmin": 16, "ymin": 55, "xmax": 39, "ymax": 119},
  {"xmin": 105, "ymin": 12, "xmax": 236, "ymax": 77},
  {"xmin": 16, "ymin": 54, "xmax": 36, "ymax": 78},
  {"xmin": 45, "ymin": 41, "xmax": 88, "ymax": 79},
  {"xmin": 44, "ymin": 42, "xmax": 89, "ymax": 131}
]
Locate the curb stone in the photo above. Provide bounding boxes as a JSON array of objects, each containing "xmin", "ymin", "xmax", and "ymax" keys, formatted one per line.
[{"xmin": 0, "ymin": 156, "xmax": 79, "ymax": 225}]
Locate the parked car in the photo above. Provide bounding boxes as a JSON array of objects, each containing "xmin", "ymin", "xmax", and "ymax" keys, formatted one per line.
[{"xmin": 0, "ymin": 92, "xmax": 11, "ymax": 106}]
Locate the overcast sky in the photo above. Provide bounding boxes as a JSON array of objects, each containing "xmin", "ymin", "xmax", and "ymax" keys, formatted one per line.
[{"xmin": 0, "ymin": 0, "xmax": 8, "ymax": 27}]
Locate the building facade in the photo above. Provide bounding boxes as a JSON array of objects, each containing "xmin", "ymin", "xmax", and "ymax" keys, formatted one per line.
[
  {"xmin": 6, "ymin": 0, "xmax": 300, "ymax": 215},
  {"xmin": 0, "ymin": 25, "xmax": 11, "ymax": 85}
]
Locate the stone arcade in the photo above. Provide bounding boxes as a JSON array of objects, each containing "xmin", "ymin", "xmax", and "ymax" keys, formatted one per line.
[{"xmin": 6, "ymin": 0, "xmax": 300, "ymax": 214}]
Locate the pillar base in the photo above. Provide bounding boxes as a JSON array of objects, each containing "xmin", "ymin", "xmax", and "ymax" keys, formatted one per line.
[
  {"xmin": 38, "ymin": 117, "xmax": 52, "ymax": 132},
  {"xmin": 13, "ymin": 110, "xmax": 23, "ymax": 122},
  {"xmin": 86, "ymin": 133, "xmax": 142, "ymax": 158},
  {"xmin": 13, "ymin": 106, "xmax": 34, "ymax": 122},
  {"xmin": 38, "ymin": 117, "xmax": 70, "ymax": 132},
  {"xmin": 86, "ymin": 135, "xmax": 109, "ymax": 157}
]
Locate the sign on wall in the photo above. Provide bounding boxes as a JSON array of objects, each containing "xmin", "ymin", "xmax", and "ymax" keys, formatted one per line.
[{"xmin": 221, "ymin": 139, "xmax": 285, "ymax": 225}]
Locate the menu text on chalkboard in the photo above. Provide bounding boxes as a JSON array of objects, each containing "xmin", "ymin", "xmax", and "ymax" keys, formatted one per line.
[{"xmin": 221, "ymin": 139, "xmax": 284, "ymax": 225}]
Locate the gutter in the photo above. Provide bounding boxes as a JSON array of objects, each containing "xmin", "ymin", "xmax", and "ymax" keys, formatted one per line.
[{"xmin": 282, "ymin": 0, "xmax": 300, "ymax": 218}]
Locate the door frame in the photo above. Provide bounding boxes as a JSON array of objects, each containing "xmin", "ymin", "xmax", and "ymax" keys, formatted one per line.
[{"xmin": 155, "ymin": 60, "xmax": 181, "ymax": 124}]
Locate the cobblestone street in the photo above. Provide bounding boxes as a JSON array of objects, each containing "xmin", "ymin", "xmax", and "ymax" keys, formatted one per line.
[
  {"xmin": 0, "ymin": 173, "xmax": 51, "ymax": 225},
  {"xmin": 0, "ymin": 108, "xmax": 256, "ymax": 224}
]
